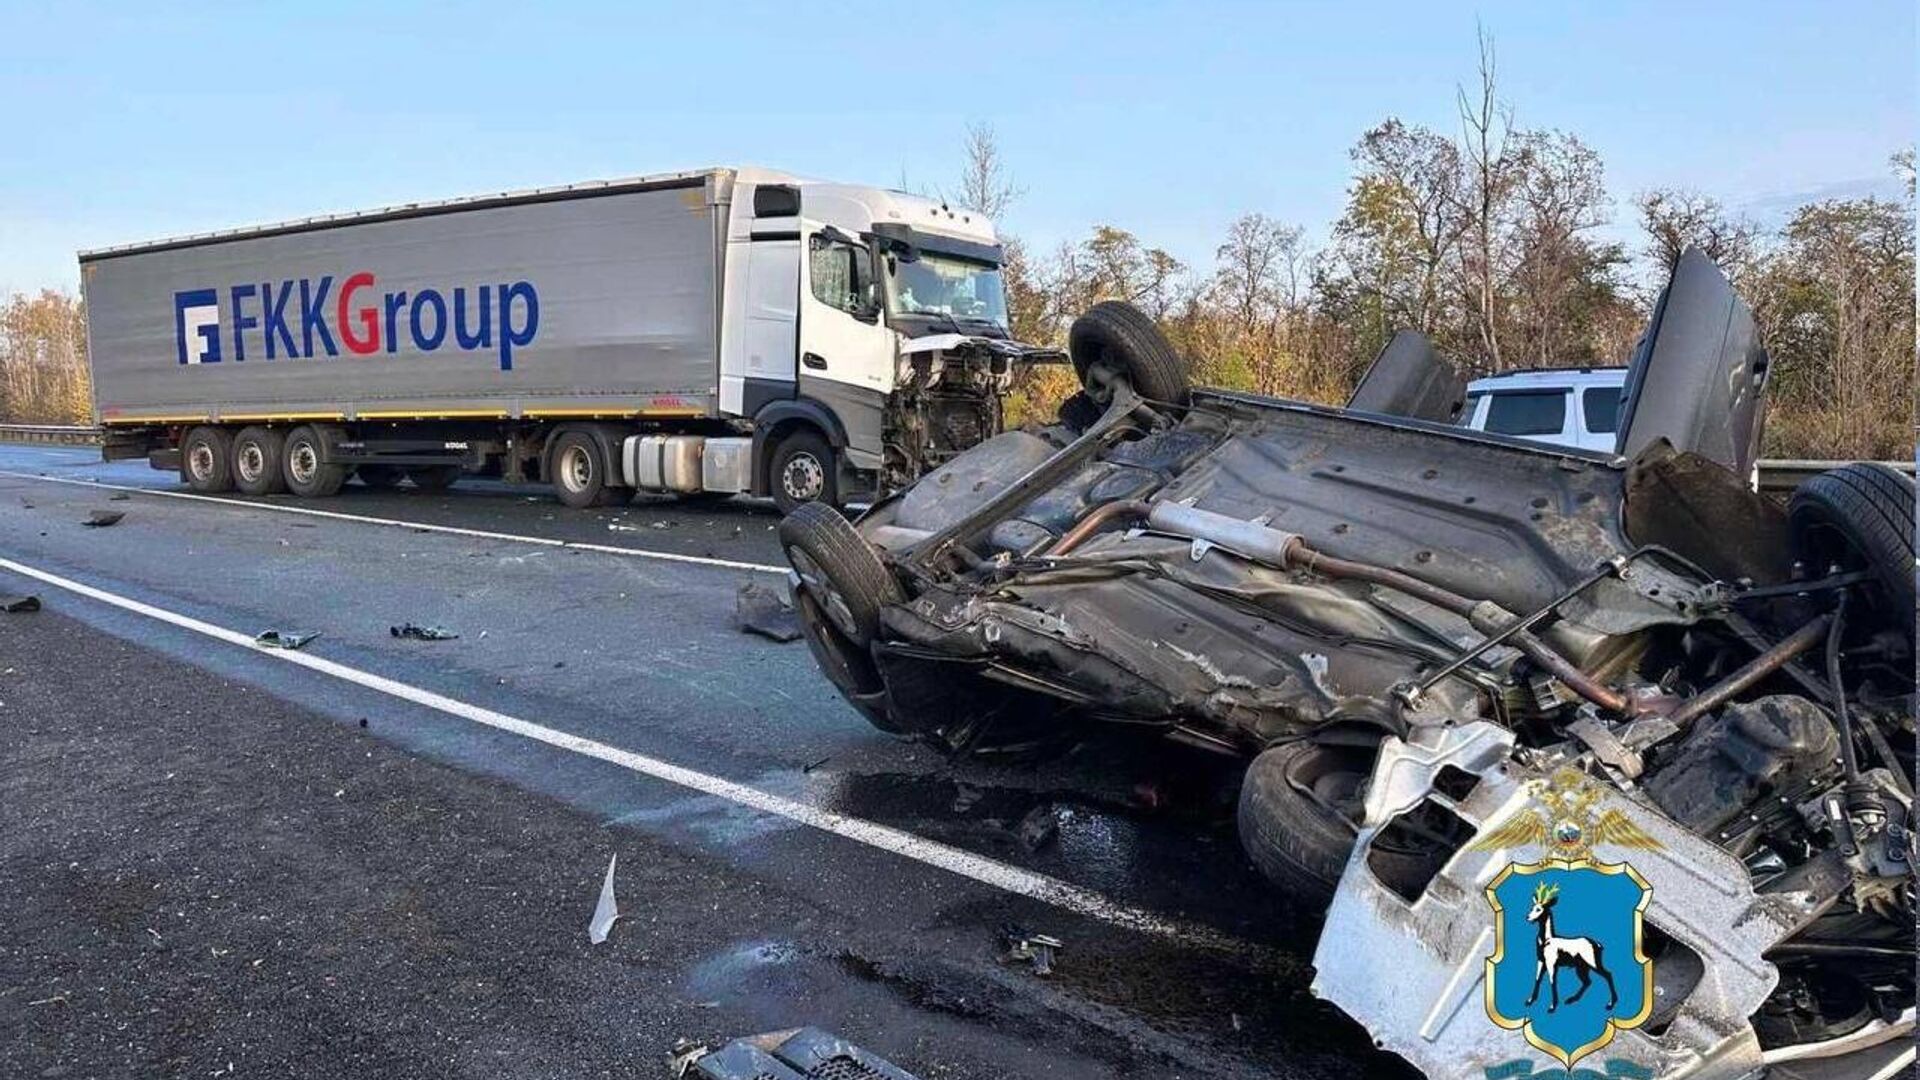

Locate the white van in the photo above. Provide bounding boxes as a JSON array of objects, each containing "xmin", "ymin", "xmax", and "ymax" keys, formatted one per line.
[{"xmin": 1459, "ymin": 367, "xmax": 1627, "ymax": 453}]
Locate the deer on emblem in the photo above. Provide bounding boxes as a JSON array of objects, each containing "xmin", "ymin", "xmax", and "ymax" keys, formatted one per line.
[{"xmin": 1523, "ymin": 882, "xmax": 1618, "ymax": 1013}]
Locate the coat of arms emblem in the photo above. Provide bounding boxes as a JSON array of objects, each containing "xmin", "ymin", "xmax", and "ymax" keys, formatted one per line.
[{"xmin": 1477, "ymin": 768, "xmax": 1663, "ymax": 1070}]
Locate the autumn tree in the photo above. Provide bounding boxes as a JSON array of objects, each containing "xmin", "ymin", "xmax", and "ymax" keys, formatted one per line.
[{"xmin": 0, "ymin": 290, "xmax": 90, "ymax": 424}]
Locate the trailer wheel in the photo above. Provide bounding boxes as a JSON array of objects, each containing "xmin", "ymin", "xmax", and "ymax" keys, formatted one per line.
[
  {"xmin": 1068, "ymin": 300, "xmax": 1190, "ymax": 406},
  {"xmin": 282, "ymin": 425, "xmax": 347, "ymax": 498},
  {"xmin": 779, "ymin": 501, "xmax": 900, "ymax": 647},
  {"xmin": 407, "ymin": 465, "xmax": 462, "ymax": 493},
  {"xmin": 182, "ymin": 426, "xmax": 236, "ymax": 493},
  {"xmin": 231, "ymin": 427, "xmax": 288, "ymax": 496},
  {"xmin": 356, "ymin": 464, "xmax": 405, "ymax": 490},
  {"xmin": 549, "ymin": 430, "xmax": 618, "ymax": 509},
  {"xmin": 770, "ymin": 429, "xmax": 837, "ymax": 514}
]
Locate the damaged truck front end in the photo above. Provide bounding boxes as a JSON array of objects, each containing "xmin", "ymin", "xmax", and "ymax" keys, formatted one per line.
[{"xmin": 779, "ymin": 258, "xmax": 1915, "ymax": 1076}]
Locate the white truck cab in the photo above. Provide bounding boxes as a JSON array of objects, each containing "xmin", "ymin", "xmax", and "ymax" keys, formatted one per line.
[
  {"xmin": 717, "ymin": 169, "xmax": 1055, "ymax": 509},
  {"xmin": 1459, "ymin": 367, "xmax": 1627, "ymax": 453}
]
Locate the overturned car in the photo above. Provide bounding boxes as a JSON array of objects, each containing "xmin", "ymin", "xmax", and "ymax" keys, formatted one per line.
[{"xmin": 779, "ymin": 252, "xmax": 1915, "ymax": 1077}]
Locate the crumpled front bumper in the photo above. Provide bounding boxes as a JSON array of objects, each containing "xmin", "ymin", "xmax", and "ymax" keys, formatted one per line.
[{"xmin": 1311, "ymin": 722, "xmax": 1814, "ymax": 1080}]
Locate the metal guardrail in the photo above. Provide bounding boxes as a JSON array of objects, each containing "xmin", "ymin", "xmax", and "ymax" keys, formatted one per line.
[
  {"xmin": 1756, "ymin": 458, "xmax": 1915, "ymax": 497},
  {"xmin": 0, "ymin": 423, "xmax": 103, "ymax": 446}
]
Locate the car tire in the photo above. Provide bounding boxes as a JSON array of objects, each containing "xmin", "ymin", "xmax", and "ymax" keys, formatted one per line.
[
  {"xmin": 1238, "ymin": 740, "xmax": 1407, "ymax": 904},
  {"xmin": 792, "ymin": 589, "xmax": 912, "ymax": 735},
  {"xmin": 282, "ymin": 425, "xmax": 347, "ymax": 498},
  {"xmin": 356, "ymin": 464, "xmax": 406, "ymax": 490},
  {"xmin": 770, "ymin": 429, "xmax": 838, "ymax": 514},
  {"xmin": 1789, "ymin": 463, "xmax": 1916, "ymax": 623},
  {"xmin": 1068, "ymin": 300, "xmax": 1190, "ymax": 406},
  {"xmin": 779, "ymin": 501, "xmax": 900, "ymax": 648},
  {"xmin": 231, "ymin": 427, "xmax": 288, "ymax": 496},
  {"xmin": 182, "ymin": 426, "xmax": 236, "ymax": 493},
  {"xmin": 548, "ymin": 430, "xmax": 617, "ymax": 509},
  {"xmin": 407, "ymin": 465, "xmax": 462, "ymax": 493}
]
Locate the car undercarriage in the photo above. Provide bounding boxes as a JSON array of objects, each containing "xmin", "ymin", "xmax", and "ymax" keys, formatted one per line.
[{"xmin": 779, "ymin": 255, "xmax": 1915, "ymax": 1077}]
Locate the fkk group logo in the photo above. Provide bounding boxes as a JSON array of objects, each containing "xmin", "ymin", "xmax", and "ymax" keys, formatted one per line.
[
  {"xmin": 172, "ymin": 273, "xmax": 539, "ymax": 370},
  {"xmin": 1475, "ymin": 768, "xmax": 1662, "ymax": 1078}
]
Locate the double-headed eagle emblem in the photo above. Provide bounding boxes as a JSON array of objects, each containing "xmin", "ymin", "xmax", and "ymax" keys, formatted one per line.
[{"xmin": 1471, "ymin": 768, "xmax": 1663, "ymax": 861}]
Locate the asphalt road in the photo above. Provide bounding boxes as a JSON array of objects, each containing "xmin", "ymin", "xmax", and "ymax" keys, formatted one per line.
[{"xmin": 0, "ymin": 444, "xmax": 1413, "ymax": 1080}]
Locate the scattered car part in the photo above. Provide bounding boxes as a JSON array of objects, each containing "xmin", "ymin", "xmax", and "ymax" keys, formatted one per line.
[
  {"xmin": 684, "ymin": 1026, "xmax": 921, "ymax": 1080},
  {"xmin": 0, "ymin": 595, "xmax": 41, "ymax": 613},
  {"xmin": 587, "ymin": 853, "xmax": 618, "ymax": 945},
  {"xmin": 82, "ymin": 510, "xmax": 124, "ymax": 527},
  {"xmin": 390, "ymin": 623, "xmax": 459, "ymax": 641},
  {"xmin": 734, "ymin": 581, "xmax": 801, "ymax": 642},
  {"xmin": 1001, "ymin": 924, "xmax": 1063, "ymax": 976},
  {"xmin": 253, "ymin": 630, "xmax": 319, "ymax": 650}
]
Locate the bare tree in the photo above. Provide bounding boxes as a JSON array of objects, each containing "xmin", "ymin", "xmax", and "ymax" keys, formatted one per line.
[
  {"xmin": 1454, "ymin": 25, "xmax": 1520, "ymax": 369},
  {"xmin": 953, "ymin": 122, "xmax": 1023, "ymax": 221}
]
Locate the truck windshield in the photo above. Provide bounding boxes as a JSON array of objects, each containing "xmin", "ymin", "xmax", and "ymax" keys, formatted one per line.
[{"xmin": 887, "ymin": 253, "xmax": 1008, "ymax": 329}]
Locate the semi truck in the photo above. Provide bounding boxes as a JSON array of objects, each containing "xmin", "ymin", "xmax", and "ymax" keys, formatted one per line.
[{"xmin": 80, "ymin": 167, "xmax": 1059, "ymax": 512}]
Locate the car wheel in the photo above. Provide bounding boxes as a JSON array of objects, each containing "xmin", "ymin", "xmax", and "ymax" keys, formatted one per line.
[
  {"xmin": 1068, "ymin": 300, "xmax": 1191, "ymax": 407},
  {"xmin": 407, "ymin": 465, "xmax": 462, "ymax": 492},
  {"xmin": 1236, "ymin": 739, "xmax": 1433, "ymax": 904},
  {"xmin": 282, "ymin": 425, "xmax": 347, "ymax": 498},
  {"xmin": 356, "ymin": 464, "xmax": 406, "ymax": 489},
  {"xmin": 792, "ymin": 589, "xmax": 912, "ymax": 735},
  {"xmin": 549, "ymin": 430, "xmax": 617, "ymax": 509},
  {"xmin": 1789, "ymin": 463, "xmax": 1916, "ymax": 623},
  {"xmin": 182, "ymin": 426, "xmax": 235, "ymax": 493},
  {"xmin": 231, "ymin": 427, "xmax": 288, "ymax": 496},
  {"xmin": 779, "ymin": 501, "xmax": 900, "ymax": 647},
  {"xmin": 770, "ymin": 430, "xmax": 837, "ymax": 514}
]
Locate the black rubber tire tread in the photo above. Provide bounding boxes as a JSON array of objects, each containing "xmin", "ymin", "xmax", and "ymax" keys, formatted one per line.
[
  {"xmin": 1788, "ymin": 463, "xmax": 1915, "ymax": 619},
  {"xmin": 1068, "ymin": 300, "xmax": 1191, "ymax": 406},
  {"xmin": 548, "ymin": 430, "xmax": 616, "ymax": 509},
  {"xmin": 356, "ymin": 464, "xmax": 406, "ymax": 489},
  {"xmin": 407, "ymin": 465, "xmax": 462, "ymax": 492},
  {"xmin": 231, "ymin": 426, "xmax": 288, "ymax": 497},
  {"xmin": 778, "ymin": 501, "xmax": 901, "ymax": 647},
  {"xmin": 1237, "ymin": 741, "xmax": 1366, "ymax": 903},
  {"xmin": 281, "ymin": 426, "xmax": 347, "ymax": 498},
  {"xmin": 770, "ymin": 429, "xmax": 839, "ymax": 515},
  {"xmin": 182, "ymin": 426, "xmax": 236, "ymax": 494}
]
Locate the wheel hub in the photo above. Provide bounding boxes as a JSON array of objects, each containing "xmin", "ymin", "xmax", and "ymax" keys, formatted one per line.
[
  {"xmin": 782, "ymin": 453, "xmax": 825, "ymax": 503},
  {"xmin": 787, "ymin": 547, "xmax": 859, "ymax": 640},
  {"xmin": 288, "ymin": 444, "xmax": 317, "ymax": 485},
  {"xmin": 188, "ymin": 444, "xmax": 215, "ymax": 481},
  {"xmin": 237, "ymin": 444, "xmax": 263, "ymax": 483},
  {"xmin": 560, "ymin": 446, "xmax": 593, "ymax": 491}
]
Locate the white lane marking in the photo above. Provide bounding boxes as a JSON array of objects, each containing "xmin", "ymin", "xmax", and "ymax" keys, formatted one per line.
[
  {"xmin": 0, "ymin": 555, "xmax": 1262, "ymax": 957},
  {"xmin": 0, "ymin": 469, "xmax": 786, "ymax": 575}
]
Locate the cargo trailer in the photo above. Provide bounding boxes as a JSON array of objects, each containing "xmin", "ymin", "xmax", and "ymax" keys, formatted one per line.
[{"xmin": 81, "ymin": 167, "xmax": 1059, "ymax": 511}]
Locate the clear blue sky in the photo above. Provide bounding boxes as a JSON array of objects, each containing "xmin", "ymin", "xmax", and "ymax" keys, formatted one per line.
[{"xmin": 1, "ymin": 1, "xmax": 1911, "ymax": 295}]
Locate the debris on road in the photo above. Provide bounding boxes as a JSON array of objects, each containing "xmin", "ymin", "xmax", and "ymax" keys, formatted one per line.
[
  {"xmin": 1015, "ymin": 804, "xmax": 1065, "ymax": 852},
  {"xmin": 0, "ymin": 595, "xmax": 41, "ymax": 613},
  {"xmin": 390, "ymin": 623, "xmax": 459, "ymax": 641},
  {"xmin": 1000, "ymin": 924, "xmax": 1062, "ymax": 976},
  {"xmin": 254, "ymin": 630, "xmax": 319, "ymax": 650},
  {"xmin": 733, "ymin": 582, "xmax": 800, "ymax": 642},
  {"xmin": 109, "ymin": 492, "xmax": 130, "ymax": 501},
  {"xmin": 81, "ymin": 510, "xmax": 124, "ymax": 527},
  {"xmin": 587, "ymin": 853, "xmax": 619, "ymax": 944},
  {"xmin": 683, "ymin": 1027, "xmax": 923, "ymax": 1080}
]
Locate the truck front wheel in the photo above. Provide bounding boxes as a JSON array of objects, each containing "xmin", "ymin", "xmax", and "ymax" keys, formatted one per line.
[
  {"xmin": 182, "ymin": 426, "xmax": 235, "ymax": 493},
  {"xmin": 770, "ymin": 430, "xmax": 837, "ymax": 514},
  {"xmin": 549, "ymin": 430, "xmax": 619, "ymax": 509},
  {"xmin": 232, "ymin": 427, "xmax": 288, "ymax": 496},
  {"xmin": 282, "ymin": 425, "xmax": 348, "ymax": 498}
]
